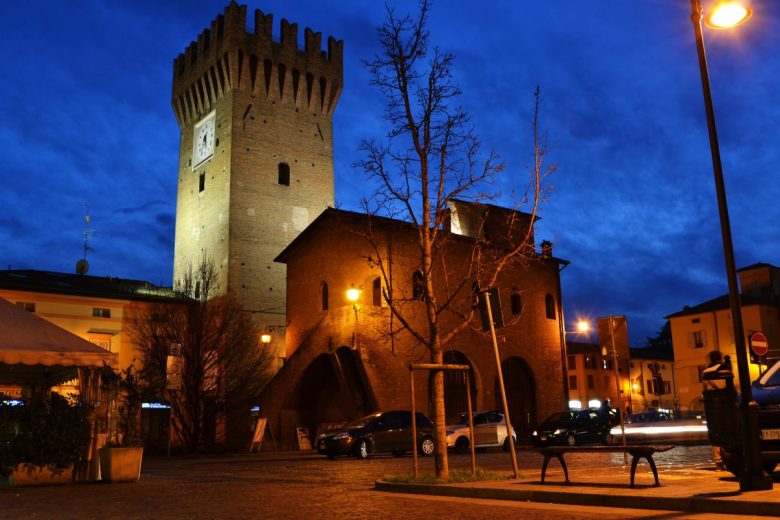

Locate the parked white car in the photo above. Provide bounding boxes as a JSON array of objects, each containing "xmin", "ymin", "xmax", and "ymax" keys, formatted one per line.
[{"xmin": 445, "ymin": 411, "xmax": 516, "ymax": 453}]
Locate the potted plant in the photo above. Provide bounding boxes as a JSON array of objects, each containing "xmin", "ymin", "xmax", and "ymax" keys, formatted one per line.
[
  {"xmin": 0, "ymin": 392, "xmax": 90, "ymax": 486},
  {"xmin": 98, "ymin": 364, "xmax": 144, "ymax": 482}
]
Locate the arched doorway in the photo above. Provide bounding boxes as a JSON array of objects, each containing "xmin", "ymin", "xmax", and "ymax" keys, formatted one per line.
[
  {"xmin": 428, "ymin": 350, "xmax": 477, "ymax": 419},
  {"xmin": 496, "ymin": 356, "xmax": 537, "ymax": 437},
  {"xmin": 283, "ymin": 348, "xmax": 376, "ymax": 438}
]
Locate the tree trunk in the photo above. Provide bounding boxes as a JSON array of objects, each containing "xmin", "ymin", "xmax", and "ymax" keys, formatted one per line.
[{"xmin": 431, "ymin": 344, "xmax": 448, "ymax": 480}]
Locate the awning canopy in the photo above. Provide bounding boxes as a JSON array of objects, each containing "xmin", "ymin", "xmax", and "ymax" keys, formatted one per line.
[{"xmin": 0, "ymin": 297, "xmax": 118, "ymax": 386}]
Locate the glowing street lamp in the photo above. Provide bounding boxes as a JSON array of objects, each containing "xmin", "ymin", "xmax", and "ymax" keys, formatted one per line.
[
  {"xmin": 705, "ymin": 1, "xmax": 752, "ymax": 28},
  {"xmin": 260, "ymin": 333, "xmax": 272, "ymax": 345},
  {"xmin": 576, "ymin": 320, "xmax": 590, "ymax": 334},
  {"xmin": 346, "ymin": 287, "xmax": 361, "ymax": 303},
  {"xmin": 689, "ymin": 0, "xmax": 771, "ymax": 490}
]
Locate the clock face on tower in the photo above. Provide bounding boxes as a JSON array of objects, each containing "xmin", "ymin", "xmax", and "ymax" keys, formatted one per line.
[{"xmin": 193, "ymin": 112, "xmax": 215, "ymax": 167}]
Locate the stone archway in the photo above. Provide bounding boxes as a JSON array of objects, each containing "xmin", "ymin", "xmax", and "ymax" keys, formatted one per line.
[
  {"xmin": 282, "ymin": 347, "xmax": 376, "ymax": 439},
  {"xmin": 427, "ymin": 350, "xmax": 478, "ymax": 419},
  {"xmin": 496, "ymin": 356, "xmax": 537, "ymax": 437}
]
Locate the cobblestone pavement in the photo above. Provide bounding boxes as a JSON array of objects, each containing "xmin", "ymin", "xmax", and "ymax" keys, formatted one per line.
[{"xmin": 1, "ymin": 445, "xmax": 728, "ymax": 519}]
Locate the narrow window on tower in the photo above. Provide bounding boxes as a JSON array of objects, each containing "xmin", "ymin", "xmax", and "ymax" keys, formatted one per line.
[
  {"xmin": 510, "ymin": 288, "xmax": 522, "ymax": 315},
  {"xmin": 412, "ymin": 271, "xmax": 425, "ymax": 301},
  {"xmin": 372, "ymin": 277, "xmax": 382, "ymax": 306},
  {"xmin": 321, "ymin": 282, "xmax": 329, "ymax": 311},
  {"xmin": 545, "ymin": 293, "xmax": 556, "ymax": 320},
  {"xmin": 199, "ymin": 172, "xmax": 205, "ymax": 192},
  {"xmin": 278, "ymin": 163, "xmax": 290, "ymax": 186}
]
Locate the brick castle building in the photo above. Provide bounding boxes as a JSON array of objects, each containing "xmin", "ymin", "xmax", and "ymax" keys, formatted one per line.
[{"xmin": 172, "ymin": 3, "xmax": 568, "ymax": 448}]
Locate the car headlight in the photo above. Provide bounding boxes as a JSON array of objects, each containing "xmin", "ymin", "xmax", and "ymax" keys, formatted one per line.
[
  {"xmin": 333, "ymin": 431, "xmax": 352, "ymax": 441},
  {"xmin": 553, "ymin": 429, "xmax": 564, "ymax": 435},
  {"xmin": 532, "ymin": 431, "xmax": 538, "ymax": 436}
]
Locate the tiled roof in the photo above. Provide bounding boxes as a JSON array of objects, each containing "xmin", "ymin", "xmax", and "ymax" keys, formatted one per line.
[
  {"xmin": 0, "ymin": 269, "xmax": 177, "ymax": 303},
  {"xmin": 665, "ymin": 293, "xmax": 779, "ymax": 319}
]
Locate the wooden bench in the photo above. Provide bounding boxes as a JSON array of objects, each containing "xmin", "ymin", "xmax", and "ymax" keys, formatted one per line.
[{"xmin": 528, "ymin": 445, "xmax": 675, "ymax": 487}]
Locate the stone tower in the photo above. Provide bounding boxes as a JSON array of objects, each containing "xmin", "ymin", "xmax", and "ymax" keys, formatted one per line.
[{"xmin": 171, "ymin": 2, "xmax": 342, "ymax": 357}]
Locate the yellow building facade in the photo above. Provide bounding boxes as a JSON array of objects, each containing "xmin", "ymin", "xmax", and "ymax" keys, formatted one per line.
[
  {"xmin": 668, "ymin": 263, "xmax": 780, "ymax": 411},
  {"xmin": 0, "ymin": 270, "xmax": 174, "ymax": 378}
]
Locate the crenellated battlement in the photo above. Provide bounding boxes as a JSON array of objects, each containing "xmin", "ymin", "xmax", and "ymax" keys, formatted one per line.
[{"xmin": 171, "ymin": 1, "xmax": 343, "ymax": 127}]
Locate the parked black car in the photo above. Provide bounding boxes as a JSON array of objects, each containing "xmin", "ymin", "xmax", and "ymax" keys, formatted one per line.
[
  {"xmin": 317, "ymin": 411, "xmax": 435, "ymax": 459},
  {"xmin": 717, "ymin": 360, "xmax": 780, "ymax": 476},
  {"xmin": 531, "ymin": 409, "xmax": 611, "ymax": 446}
]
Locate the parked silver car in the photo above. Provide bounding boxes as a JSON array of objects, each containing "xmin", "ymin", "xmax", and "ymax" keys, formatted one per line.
[{"xmin": 445, "ymin": 411, "xmax": 516, "ymax": 453}]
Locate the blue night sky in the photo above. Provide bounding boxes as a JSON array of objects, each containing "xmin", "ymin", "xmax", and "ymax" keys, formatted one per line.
[{"xmin": 1, "ymin": 1, "xmax": 778, "ymax": 346}]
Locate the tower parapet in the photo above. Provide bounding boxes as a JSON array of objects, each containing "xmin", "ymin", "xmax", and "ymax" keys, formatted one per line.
[{"xmin": 172, "ymin": 2, "xmax": 343, "ymax": 128}]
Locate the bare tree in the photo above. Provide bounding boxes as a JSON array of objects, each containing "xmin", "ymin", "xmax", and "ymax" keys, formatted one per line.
[
  {"xmin": 127, "ymin": 258, "xmax": 275, "ymax": 452},
  {"xmin": 356, "ymin": 0, "xmax": 554, "ymax": 479}
]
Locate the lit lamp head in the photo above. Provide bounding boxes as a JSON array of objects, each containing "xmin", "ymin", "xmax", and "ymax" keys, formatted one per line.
[
  {"xmin": 576, "ymin": 320, "xmax": 590, "ymax": 333},
  {"xmin": 260, "ymin": 333, "xmax": 272, "ymax": 345},
  {"xmin": 346, "ymin": 288, "xmax": 360, "ymax": 303},
  {"xmin": 705, "ymin": 1, "xmax": 752, "ymax": 29}
]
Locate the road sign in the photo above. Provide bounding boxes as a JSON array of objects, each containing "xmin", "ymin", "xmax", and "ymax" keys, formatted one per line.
[
  {"xmin": 166, "ymin": 354, "xmax": 182, "ymax": 390},
  {"xmin": 750, "ymin": 331, "xmax": 768, "ymax": 357}
]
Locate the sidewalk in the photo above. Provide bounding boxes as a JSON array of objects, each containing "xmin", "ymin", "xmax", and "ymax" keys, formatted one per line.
[{"xmin": 375, "ymin": 463, "xmax": 780, "ymax": 517}]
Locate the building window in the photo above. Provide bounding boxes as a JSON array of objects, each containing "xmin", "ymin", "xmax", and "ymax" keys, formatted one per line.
[
  {"xmin": 587, "ymin": 374, "xmax": 594, "ymax": 389},
  {"xmin": 89, "ymin": 337, "xmax": 111, "ymax": 352},
  {"xmin": 569, "ymin": 375, "xmax": 578, "ymax": 390},
  {"xmin": 545, "ymin": 293, "xmax": 556, "ymax": 319},
  {"xmin": 16, "ymin": 301, "xmax": 36, "ymax": 312},
  {"xmin": 278, "ymin": 162, "xmax": 290, "ymax": 185},
  {"xmin": 601, "ymin": 357, "xmax": 612, "ymax": 371},
  {"xmin": 567, "ymin": 355, "xmax": 577, "ymax": 370},
  {"xmin": 584, "ymin": 356, "xmax": 596, "ymax": 369},
  {"xmin": 92, "ymin": 307, "xmax": 111, "ymax": 318},
  {"xmin": 604, "ymin": 375, "xmax": 611, "ymax": 388},
  {"xmin": 372, "ymin": 277, "xmax": 382, "ymax": 307},
  {"xmin": 412, "ymin": 271, "xmax": 425, "ymax": 301},
  {"xmin": 321, "ymin": 282, "xmax": 329, "ymax": 311},
  {"xmin": 199, "ymin": 172, "xmax": 205, "ymax": 192},
  {"xmin": 690, "ymin": 330, "xmax": 706, "ymax": 349},
  {"xmin": 510, "ymin": 289, "xmax": 522, "ymax": 315}
]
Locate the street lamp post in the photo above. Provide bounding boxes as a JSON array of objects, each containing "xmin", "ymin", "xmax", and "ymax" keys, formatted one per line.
[
  {"xmin": 689, "ymin": 0, "xmax": 772, "ymax": 491},
  {"xmin": 601, "ymin": 316, "xmax": 628, "ymax": 462}
]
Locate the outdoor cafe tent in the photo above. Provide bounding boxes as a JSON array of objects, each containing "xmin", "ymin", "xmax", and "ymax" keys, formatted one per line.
[{"xmin": 0, "ymin": 296, "xmax": 118, "ymax": 387}]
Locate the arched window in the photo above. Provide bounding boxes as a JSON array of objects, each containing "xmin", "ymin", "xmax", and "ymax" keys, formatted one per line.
[
  {"xmin": 278, "ymin": 162, "xmax": 290, "ymax": 186},
  {"xmin": 321, "ymin": 282, "xmax": 329, "ymax": 311},
  {"xmin": 511, "ymin": 288, "xmax": 522, "ymax": 315},
  {"xmin": 372, "ymin": 277, "xmax": 382, "ymax": 306},
  {"xmin": 545, "ymin": 293, "xmax": 556, "ymax": 320},
  {"xmin": 412, "ymin": 271, "xmax": 425, "ymax": 301}
]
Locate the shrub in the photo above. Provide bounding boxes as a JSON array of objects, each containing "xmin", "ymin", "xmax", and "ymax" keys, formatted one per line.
[{"xmin": 0, "ymin": 393, "xmax": 90, "ymax": 476}]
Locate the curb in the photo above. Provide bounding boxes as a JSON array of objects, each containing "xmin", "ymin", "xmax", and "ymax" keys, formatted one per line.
[{"xmin": 374, "ymin": 480, "xmax": 779, "ymax": 517}]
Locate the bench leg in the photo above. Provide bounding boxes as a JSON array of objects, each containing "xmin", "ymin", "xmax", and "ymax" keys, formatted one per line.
[
  {"xmin": 540, "ymin": 453, "xmax": 569, "ymax": 484},
  {"xmin": 629, "ymin": 454, "xmax": 660, "ymax": 488},
  {"xmin": 646, "ymin": 456, "xmax": 660, "ymax": 486}
]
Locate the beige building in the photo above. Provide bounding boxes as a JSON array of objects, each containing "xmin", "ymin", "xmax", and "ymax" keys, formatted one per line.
[
  {"xmin": 0, "ymin": 270, "xmax": 174, "ymax": 378},
  {"xmin": 565, "ymin": 336, "xmax": 629, "ymax": 414},
  {"xmin": 667, "ymin": 263, "xmax": 780, "ymax": 411}
]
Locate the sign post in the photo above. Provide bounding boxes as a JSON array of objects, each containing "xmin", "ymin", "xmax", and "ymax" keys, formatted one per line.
[
  {"xmin": 479, "ymin": 288, "xmax": 518, "ymax": 478},
  {"xmin": 166, "ymin": 344, "xmax": 183, "ymax": 458}
]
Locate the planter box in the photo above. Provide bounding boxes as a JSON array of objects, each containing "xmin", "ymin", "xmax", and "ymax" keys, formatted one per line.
[
  {"xmin": 99, "ymin": 447, "xmax": 143, "ymax": 482},
  {"xmin": 11, "ymin": 464, "xmax": 74, "ymax": 487}
]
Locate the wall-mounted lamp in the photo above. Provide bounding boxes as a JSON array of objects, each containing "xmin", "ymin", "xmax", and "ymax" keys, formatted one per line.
[
  {"xmin": 260, "ymin": 333, "xmax": 272, "ymax": 345},
  {"xmin": 346, "ymin": 287, "xmax": 361, "ymax": 303}
]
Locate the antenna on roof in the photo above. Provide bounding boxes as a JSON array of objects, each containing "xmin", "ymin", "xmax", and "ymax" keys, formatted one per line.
[{"xmin": 76, "ymin": 203, "xmax": 93, "ymax": 275}]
